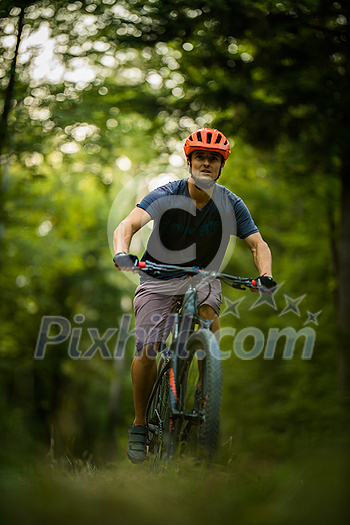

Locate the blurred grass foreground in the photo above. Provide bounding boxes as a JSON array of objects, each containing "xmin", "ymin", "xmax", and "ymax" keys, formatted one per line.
[{"xmin": 0, "ymin": 440, "xmax": 349, "ymax": 525}]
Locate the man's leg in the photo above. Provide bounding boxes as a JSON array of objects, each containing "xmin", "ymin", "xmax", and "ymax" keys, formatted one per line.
[
  {"xmin": 131, "ymin": 344, "xmax": 158, "ymax": 427},
  {"xmin": 132, "ymin": 283, "xmax": 179, "ymax": 428},
  {"xmin": 198, "ymin": 304, "xmax": 220, "ymax": 334},
  {"xmin": 128, "ymin": 283, "xmax": 184, "ymax": 462}
]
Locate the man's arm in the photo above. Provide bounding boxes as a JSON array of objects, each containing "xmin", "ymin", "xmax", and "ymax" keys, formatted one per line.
[
  {"xmin": 244, "ymin": 232, "xmax": 273, "ymax": 277},
  {"xmin": 113, "ymin": 207, "xmax": 152, "ymax": 254}
]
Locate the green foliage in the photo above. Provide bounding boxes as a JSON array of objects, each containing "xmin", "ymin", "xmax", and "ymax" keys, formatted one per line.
[{"xmin": 0, "ymin": 0, "xmax": 347, "ymax": 482}]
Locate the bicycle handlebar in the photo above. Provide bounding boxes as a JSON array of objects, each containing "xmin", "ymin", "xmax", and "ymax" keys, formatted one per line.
[{"xmin": 132, "ymin": 260, "xmax": 259, "ymax": 291}]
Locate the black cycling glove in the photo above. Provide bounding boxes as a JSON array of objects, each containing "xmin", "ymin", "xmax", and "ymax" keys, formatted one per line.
[
  {"xmin": 255, "ymin": 275, "xmax": 277, "ymax": 292},
  {"xmin": 113, "ymin": 253, "xmax": 139, "ymax": 269}
]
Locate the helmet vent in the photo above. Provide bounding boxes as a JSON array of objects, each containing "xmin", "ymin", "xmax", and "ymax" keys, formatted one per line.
[
  {"xmin": 206, "ymin": 132, "xmax": 212, "ymax": 143},
  {"xmin": 196, "ymin": 131, "xmax": 203, "ymax": 142},
  {"xmin": 189, "ymin": 136, "xmax": 193, "ymax": 141},
  {"xmin": 215, "ymin": 134, "xmax": 222, "ymax": 144}
]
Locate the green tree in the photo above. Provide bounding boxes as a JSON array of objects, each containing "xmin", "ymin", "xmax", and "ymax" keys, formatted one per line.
[{"xmin": 101, "ymin": 0, "xmax": 350, "ymax": 405}]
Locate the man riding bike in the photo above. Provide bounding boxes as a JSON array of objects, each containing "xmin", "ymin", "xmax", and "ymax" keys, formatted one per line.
[{"xmin": 113, "ymin": 127, "xmax": 276, "ymax": 463}]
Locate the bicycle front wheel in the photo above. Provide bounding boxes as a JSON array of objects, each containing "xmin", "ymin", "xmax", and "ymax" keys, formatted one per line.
[{"xmin": 177, "ymin": 329, "xmax": 222, "ymax": 459}]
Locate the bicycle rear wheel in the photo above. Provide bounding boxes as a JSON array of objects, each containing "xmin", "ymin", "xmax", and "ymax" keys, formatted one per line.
[
  {"xmin": 147, "ymin": 354, "xmax": 173, "ymax": 466},
  {"xmin": 177, "ymin": 329, "xmax": 222, "ymax": 459}
]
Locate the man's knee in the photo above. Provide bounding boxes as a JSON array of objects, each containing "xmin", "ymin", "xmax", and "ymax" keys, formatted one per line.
[
  {"xmin": 135, "ymin": 343, "xmax": 160, "ymax": 361},
  {"xmin": 199, "ymin": 304, "xmax": 217, "ymax": 320},
  {"xmin": 198, "ymin": 305, "xmax": 220, "ymax": 334}
]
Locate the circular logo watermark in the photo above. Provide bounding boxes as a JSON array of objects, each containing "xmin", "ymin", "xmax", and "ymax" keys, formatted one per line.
[{"xmin": 107, "ymin": 171, "xmax": 237, "ymax": 293}]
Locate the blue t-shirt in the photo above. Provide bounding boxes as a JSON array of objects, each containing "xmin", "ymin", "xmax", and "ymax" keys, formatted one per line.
[{"xmin": 137, "ymin": 178, "xmax": 258, "ymax": 272}]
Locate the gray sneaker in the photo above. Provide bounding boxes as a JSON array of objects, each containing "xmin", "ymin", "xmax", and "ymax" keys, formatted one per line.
[{"xmin": 126, "ymin": 426, "xmax": 148, "ymax": 464}]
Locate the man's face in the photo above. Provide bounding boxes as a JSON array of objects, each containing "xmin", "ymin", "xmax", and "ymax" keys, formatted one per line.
[{"xmin": 187, "ymin": 150, "xmax": 224, "ymax": 188}]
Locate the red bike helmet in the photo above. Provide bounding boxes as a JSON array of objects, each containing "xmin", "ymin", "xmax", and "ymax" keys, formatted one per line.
[{"xmin": 184, "ymin": 128, "xmax": 231, "ymax": 161}]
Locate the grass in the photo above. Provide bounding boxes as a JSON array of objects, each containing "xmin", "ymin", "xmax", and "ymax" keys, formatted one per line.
[{"xmin": 0, "ymin": 440, "xmax": 349, "ymax": 525}]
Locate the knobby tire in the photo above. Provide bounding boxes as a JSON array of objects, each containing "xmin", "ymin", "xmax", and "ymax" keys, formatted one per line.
[{"xmin": 176, "ymin": 329, "xmax": 222, "ymax": 459}]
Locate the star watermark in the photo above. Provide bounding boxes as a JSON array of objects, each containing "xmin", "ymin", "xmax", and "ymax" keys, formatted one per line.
[
  {"xmin": 249, "ymin": 282, "xmax": 284, "ymax": 311},
  {"xmin": 279, "ymin": 294, "xmax": 306, "ymax": 317},
  {"xmin": 221, "ymin": 296, "xmax": 246, "ymax": 318},
  {"xmin": 303, "ymin": 310, "xmax": 322, "ymax": 326}
]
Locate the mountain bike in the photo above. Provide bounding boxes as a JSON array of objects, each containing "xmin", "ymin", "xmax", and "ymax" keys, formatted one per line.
[{"xmin": 129, "ymin": 261, "xmax": 262, "ymax": 466}]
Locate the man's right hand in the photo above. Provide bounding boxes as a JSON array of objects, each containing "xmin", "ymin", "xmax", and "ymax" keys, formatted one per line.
[{"xmin": 113, "ymin": 253, "xmax": 139, "ymax": 269}]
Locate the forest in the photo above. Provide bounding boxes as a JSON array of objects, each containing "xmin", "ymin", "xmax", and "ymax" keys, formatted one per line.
[{"xmin": 0, "ymin": 1, "xmax": 349, "ymax": 523}]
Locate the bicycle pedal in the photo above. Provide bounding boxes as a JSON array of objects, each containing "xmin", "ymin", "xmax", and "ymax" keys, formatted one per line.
[{"xmin": 147, "ymin": 423, "xmax": 159, "ymax": 433}]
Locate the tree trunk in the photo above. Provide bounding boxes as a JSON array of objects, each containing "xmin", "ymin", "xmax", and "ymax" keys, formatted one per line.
[
  {"xmin": 0, "ymin": 7, "xmax": 24, "ymax": 163},
  {"xmin": 0, "ymin": 7, "xmax": 24, "ymax": 265},
  {"xmin": 337, "ymin": 160, "xmax": 350, "ymax": 409}
]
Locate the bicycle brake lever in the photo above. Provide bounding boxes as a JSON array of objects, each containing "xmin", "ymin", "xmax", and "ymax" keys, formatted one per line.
[{"xmin": 229, "ymin": 283, "xmax": 246, "ymax": 291}]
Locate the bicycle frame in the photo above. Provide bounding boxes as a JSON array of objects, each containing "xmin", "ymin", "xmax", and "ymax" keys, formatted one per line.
[
  {"xmin": 145, "ymin": 276, "xmax": 217, "ymax": 440},
  {"xmin": 130, "ymin": 261, "xmax": 262, "ymax": 460}
]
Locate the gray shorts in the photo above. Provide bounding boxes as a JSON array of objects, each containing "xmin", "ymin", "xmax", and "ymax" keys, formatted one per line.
[{"xmin": 133, "ymin": 275, "xmax": 222, "ymax": 353}]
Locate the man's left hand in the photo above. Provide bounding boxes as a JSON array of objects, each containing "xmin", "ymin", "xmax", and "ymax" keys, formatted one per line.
[{"xmin": 251, "ymin": 275, "xmax": 277, "ymax": 294}]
